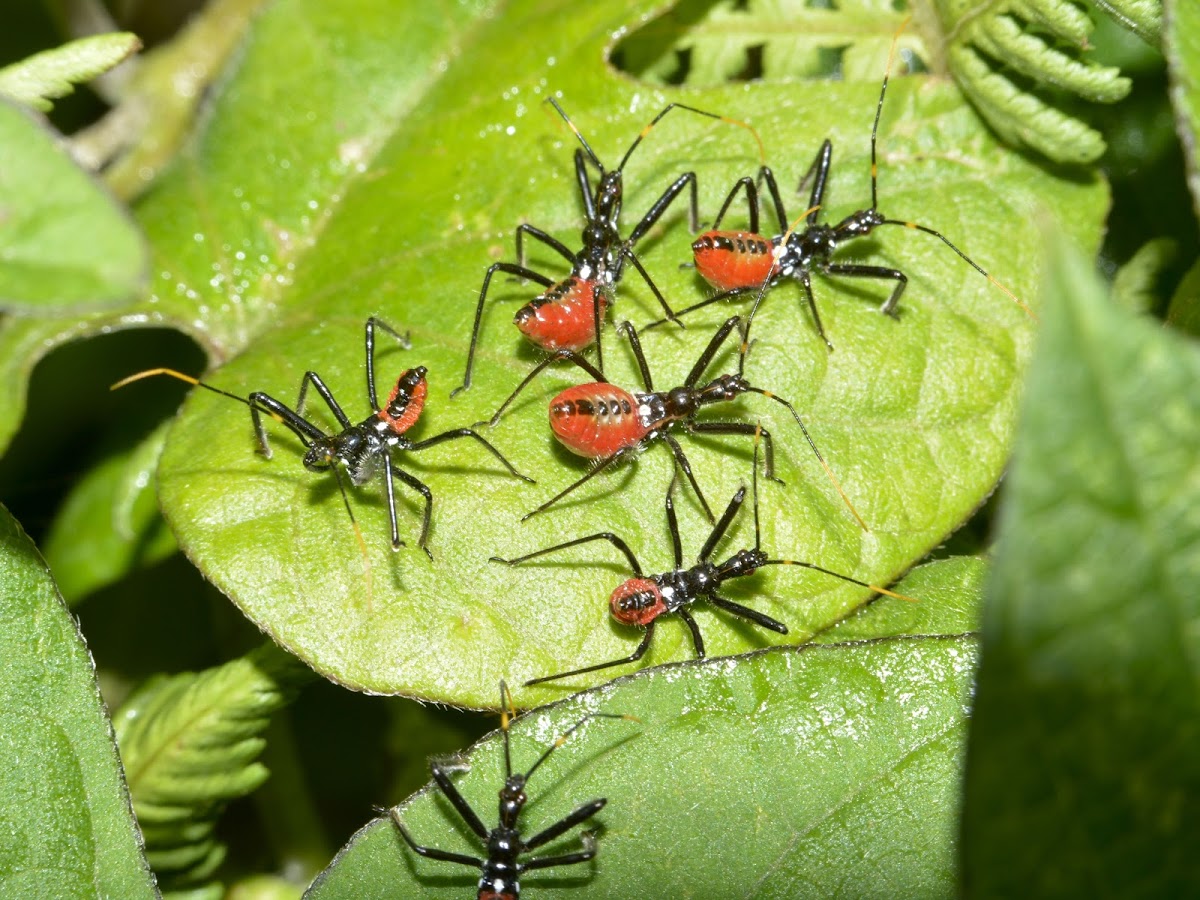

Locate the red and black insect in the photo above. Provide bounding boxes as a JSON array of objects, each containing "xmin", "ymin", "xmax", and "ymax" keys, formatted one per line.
[
  {"xmin": 494, "ymin": 444, "xmax": 912, "ymax": 686},
  {"xmin": 452, "ymin": 96, "xmax": 764, "ymax": 396},
  {"xmin": 114, "ymin": 318, "xmax": 532, "ymax": 557},
  {"xmin": 390, "ymin": 681, "xmax": 633, "ymax": 899},
  {"xmin": 484, "ymin": 314, "xmax": 865, "ymax": 528},
  {"xmin": 649, "ymin": 21, "xmax": 1032, "ymax": 352}
]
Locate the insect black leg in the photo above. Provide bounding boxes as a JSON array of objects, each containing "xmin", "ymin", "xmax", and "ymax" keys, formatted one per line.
[
  {"xmin": 390, "ymin": 815, "xmax": 484, "ymax": 869},
  {"xmin": 486, "ymin": 349, "xmax": 607, "ymax": 427},
  {"xmin": 378, "ymin": 445, "xmax": 404, "ymax": 551},
  {"xmin": 678, "ymin": 608, "xmax": 706, "ymax": 658},
  {"xmin": 643, "ymin": 285, "xmax": 760, "ymax": 331},
  {"xmin": 407, "ymin": 428, "xmax": 534, "ymax": 483},
  {"xmin": 491, "ymin": 532, "xmax": 643, "ymax": 576},
  {"xmin": 664, "ymin": 468, "xmax": 683, "ymax": 569},
  {"xmin": 615, "ymin": 320, "xmax": 655, "ymax": 392},
  {"xmin": 571, "ymin": 146, "xmax": 600, "ymax": 220},
  {"xmin": 798, "ymin": 269, "xmax": 833, "ymax": 349},
  {"xmin": 455, "ymin": 261, "xmax": 557, "ymax": 397},
  {"xmin": 795, "ymin": 140, "xmax": 833, "ymax": 217},
  {"xmin": 520, "ymin": 451, "xmax": 628, "ymax": 522},
  {"xmin": 426, "ymin": 759, "xmax": 491, "ymax": 840},
  {"xmin": 387, "ymin": 464, "xmax": 434, "ymax": 558},
  {"xmin": 296, "ymin": 371, "xmax": 355, "ymax": 429},
  {"xmin": 662, "ymin": 434, "xmax": 714, "ymax": 523},
  {"xmin": 710, "ymin": 175, "xmax": 760, "ymax": 234},
  {"xmin": 521, "ymin": 832, "xmax": 600, "ymax": 871},
  {"xmin": 365, "ymin": 317, "xmax": 411, "ymax": 410},
  {"xmin": 525, "ymin": 623, "xmax": 656, "ymax": 685},
  {"xmin": 626, "ymin": 171, "xmax": 700, "ymax": 242},
  {"xmin": 684, "ymin": 315, "xmax": 743, "ymax": 388},
  {"xmin": 707, "ymin": 592, "xmax": 788, "ymax": 634},
  {"xmin": 698, "ymin": 483, "xmax": 748, "ymax": 561},
  {"xmin": 246, "ymin": 391, "xmax": 324, "ymax": 458},
  {"xmin": 758, "ymin": 165, "xmax": 791, "ymax": 232},
  {"xmin": 514, "ymin": 223, "xmax": 576, "ymax": 270},
  {"xmin": 824, "ymin": 262, "xmax": 907, "ymax": 318},
  {"xmin": 523, "ymin": 801, "xmax": 606, "ymax": 852},
  {"xmin": 620, "ymin": 247, "xmax": 683, "ymax": 327},
  {"xmin": 685, "ymin": 420, "xmax": 783, "ymax": 485}
]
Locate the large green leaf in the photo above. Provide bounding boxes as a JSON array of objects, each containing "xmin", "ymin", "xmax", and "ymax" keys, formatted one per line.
[
  {"xmin": 43, "ymin": 422, "xmax": 177, "ymax": 605},
  {"xmin": 306, "ymin": 633, "xmax": 978, "ymax": 898},
  {"xmin": 141, "ymin": 0, "xmax": 1104, "ymax": 705},
  {"xmin": 960, "ymin": 239, "xmax": 1200, "ymax": 894},
  {"xmin": 1167, "ymin": 0, "xmax": 1200, "ymax": 221},
  {"xmin": 0, "ymin": 504, "xmax": 157, "ymax": 898},
  {"xmin": 0, "ymin": 99, "xmax": 147, "ymax": 312}
]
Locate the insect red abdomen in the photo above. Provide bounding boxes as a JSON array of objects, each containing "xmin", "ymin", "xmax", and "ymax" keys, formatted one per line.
[
  {"xmin": 548, "ymin": 383, "xmax": 643, "ymax": 457},
  {"xmin": 379, "ymin": 368, "xmax": 428, "ymax": 434},
  {"xmin": 609, "ymin": 578, "xmax": 666, "ymax": 627},
  {"xmin": 514, "ymin": 277, "xmax": 606, "ymax": 351},
  {"xmin": 692, "ymin": 230, "xmax": 775, "ymax": 291}
]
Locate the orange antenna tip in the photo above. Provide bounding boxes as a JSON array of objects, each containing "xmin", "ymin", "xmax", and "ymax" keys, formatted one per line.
[{"xmin": 110, "ymin": 367, "xmax": 200, "ymax": 390}]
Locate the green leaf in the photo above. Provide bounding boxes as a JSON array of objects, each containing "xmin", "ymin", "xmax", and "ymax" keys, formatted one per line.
[
  {"xmin": 960, "ymin": 238, "xmax": 1200, "ymax": 893},
  {"xmin": 0, "ymin": 32, "xmax": 140, "ymax": 112},
  {"xmin": 0, "ymin": 99, "xmax": 148, "ymax": 312},
  {"xmin": 306, "ymin": 635, "xmax": 979, "ymax": 898},
  {"xmin": 114, "ymin": 641, "xmax": 316, "ymax": 891},
  {"xmin": 141, "ymin": 0, "xmax": 1105, "ymax": 705},
  {"xmin": 1166, "ymin": 0, "xmax": 1200, "ymax": 220},
  {"xmin": 0, "ymin": 504, "xmax": 156, "ymax": 898},
  {"xmin": 1165, "ymin": 255, "xmax": 1200, "ymax": 336},
  {"xmin": 1110, "ymin": 236, "xmax": 1177, "ymax": 315},
  {"xmin": 814, "ymin": 555, "xmax": 985, "ymax": 642},
  {"xmin": 44, "ymin": 422, "xmax": 177, "ymax": 604}
]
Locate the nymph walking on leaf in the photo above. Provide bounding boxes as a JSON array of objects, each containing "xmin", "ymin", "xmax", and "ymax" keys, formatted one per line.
[
  {"xmin": 495, "ymin": 434, "xmax": 912, "ymax": 685},
  {"xmin": 114, "ymin": 317, "xmax": 533, "ymax": 558},
  {"xmin": 485, "ymin": 314, "xmax": 866, "ymax": 528},
  {"xmin": 646, "ymin": 16, "xmax": 1031, "ymax": 353},
  {"xmin": 390, "ymin": 681, "xmax": 635, "ymax": 898}
]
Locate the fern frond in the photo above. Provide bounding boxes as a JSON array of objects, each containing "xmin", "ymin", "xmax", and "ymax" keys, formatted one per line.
[
  {"xmin": 114, "ymin": 641, "xmax": 314, "ymax": 892},
  {"xmin": 937, "ymin": 0, "xmax": 1137, "ymax": 163},
  {"xmin": 611, "ymin": 0, "xmax": 1159, "ymax": 164},
  {"xmin": 0, "ymin": 33, "xmax": 140, "ymax": 112}
]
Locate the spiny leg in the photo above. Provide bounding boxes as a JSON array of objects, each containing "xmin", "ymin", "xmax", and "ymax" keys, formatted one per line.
[
  {"xmin": 823, "ymin": 262, "xmax": 907, "ymax": 320},
  {"xmin": 525, "ymin": 623, "xmax": 656, "ymax": 686},
  {"xmin": 616, "ymin": 320, "xmax": 656, "ymax": 392},
  {"xmin": 408, "ymin": 427, "xmax": 534, "ymax": 483},
  {"xmin": 698, "ymin": 482, "xmax": 748, "ymax": 561},
  {"xmin": 520, "ymin": 451, "xmax": 627, "ymax": 522},
  {"xmin": 678, "ymin": 608, "xmax": 706, "ymax": 658},
  {"xmin": 522, "ymin": 800, "xmax": 606, "ymax": 852},
  {"xmin": 514, "ymin": 222, "xmax": 575, "ymax": 269},
  {"xmin": 491, "ymin": 532, "xmax": 644, "ymax": 576},
  {"xmin": 390, "ymin": 815, "xmax": 484, "ymax": 869},
  {"xmin": 662, "ymin": 434, "xmax": 714, "ymax": 523},
  {"xmin": 707, "ymin": 592, "xmax": 788, "ymax": 634},
  {"xmin": 486, "ymin": 348, "xmax": 607, "ymax": 427},
  {"xmin": 365, "ymin": 317, "xmax": 412, "ymax": 409},
  {"xmin": 626, "ymin": 171, "xmax": 700, "ymax": 243},
  {"xmin": 455, "ymin": 261, "xmax": 557, "ymax": 397},
  {"xmin": 521, "ymin": 832, "xmax": 600, "ymax": 871},
  {"xmin": 388, "ymin": 463, "xmax": 434, "ymax": 559},
  {"xmin": 246, "ymin": 391, "xmax": 324, "ymax": 458}
]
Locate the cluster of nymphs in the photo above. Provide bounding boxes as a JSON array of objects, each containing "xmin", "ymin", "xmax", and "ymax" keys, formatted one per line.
[{"xmin": 118, "ymin": 23, "xmax": 1027, "ymax": 896}]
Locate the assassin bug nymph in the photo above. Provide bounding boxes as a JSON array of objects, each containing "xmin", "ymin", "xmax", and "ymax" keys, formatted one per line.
[
  {"xmin": 113, "ymin": 318, "xmax": 533, "ymax": 557},
  {"xmin": 484, "ymin": 314, "xmax": 866, "ymax": 529},
  {"xmin": 452, "ymin": 95, "xmax": 765, "ymax": 396},
  {"xmin": 647, "ymin": 19, "xmax": 1032, "ymax": 352},
  {"xmin": 495, "ymin": 436, "xmax": 913, "ymax": 686},
  {"xmin": 390, "ymin": 681, "xmax": 635, "ymax": 899}
]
